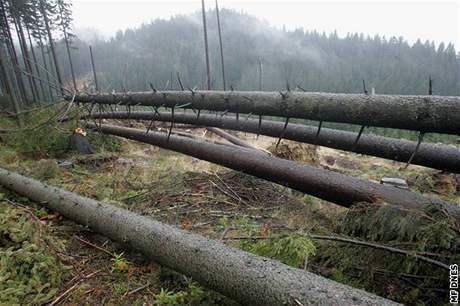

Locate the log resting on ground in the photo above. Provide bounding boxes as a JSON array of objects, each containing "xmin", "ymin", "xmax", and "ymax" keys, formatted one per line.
[
  {"xmin": 86, "ymin": 123, "xmax": 460, "ymax": 226},
  {"xmin": 0, "ymin": 167, "xmax": 399, "ymax": 306},
  {"xmin": 69, "ymin": 91, "xmax": 460, "ymax": 134},
  {"xmin": 87, "ymin": 111, "xmax": 460, "ymax": 173}
]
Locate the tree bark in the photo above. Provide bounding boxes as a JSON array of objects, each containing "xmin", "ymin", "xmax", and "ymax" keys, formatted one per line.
[
  {"xmin": 0, "ymin": 167, "xmax": 398, "ymax": 306},
  {"xmin": 86, "ymin": 123, "xmax": 460, "ymax": 226},
  {"xmin": 215, "ymin": 0, "xmax": 226, "ymax": 91},
  {"xmin": 69, "ymin": 91, "xmax": 460, "ymax": 134},
  {"xmin": 26, "ymin": 26, "xmax": 46, "ymax": 102},
  {"xmin": 89, "ymin": 45, "xmax": 99, "ymax": 92},
  {"xmin": 201, "ymin": 0, "xmax": 211, "ymax": 90},
  {"xmin": 13, "ymin": 13, "xmax": 39, "ymax": 103},
  {"xmin": 37, "ymin": 32, "xmax": 54, "ymax": 101},
  {"xmin": 86, "ymin": 111, "xmax": 460, "ymax": 173},
  {"xmin": 62, "ymin": 27, "xmax": 77, "ymax": 92},
  {"xmin": 0, "ymin": 44, "xmax": 23, "ymax": 126},
  {"xmin": 40, "ymin": 0, "xmax": 64, "ymax": 96},
  {"xmin": 0, "ymin": 0, "xmax": 28, "ymax": 103}
]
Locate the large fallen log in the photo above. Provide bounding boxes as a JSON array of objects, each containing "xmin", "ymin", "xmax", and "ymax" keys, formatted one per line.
[
  {"xmin": 69, "ymin": 91, "xmax": 460, "ymax": 134},
  {"xmin": 0, "ymin": 167, "xmax": 398, "ymax": 305},
  {"xmin": 87, "ymin": 111, "xmax": 460, "ymax": 173},
  {"xmin": 86, "ymin": 123, "xmax": 460, "ymax": 226}
]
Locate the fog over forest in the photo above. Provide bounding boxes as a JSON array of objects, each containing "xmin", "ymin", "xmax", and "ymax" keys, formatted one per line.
[{"xmin": 55, "ymin": 9, "xmax": 459, "ymax": 96}]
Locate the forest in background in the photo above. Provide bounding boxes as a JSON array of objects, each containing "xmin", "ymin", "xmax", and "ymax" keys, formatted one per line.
[{"xmin": 54, "ymin": 9, "xmax": 460, "ymax": 96}]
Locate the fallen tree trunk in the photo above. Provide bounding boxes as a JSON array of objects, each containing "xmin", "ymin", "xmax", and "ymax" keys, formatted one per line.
[
  {"xmin": 0, "ymin": 167, "xmax": 398, "ymax": 305},
  {"xmin": 69, "ymin": 91, "xmax": 460, "ymax": 134},
  {"xmin": 86, "ymin": 123, "xmax": 460, "ymax": 226},
  {"xmin": 87, "ymin": 111, "xmax": 460, "ymax": 173},
  {"xmin": 206, "ymin": 126, "xmax": 259, "ymax": 150}
]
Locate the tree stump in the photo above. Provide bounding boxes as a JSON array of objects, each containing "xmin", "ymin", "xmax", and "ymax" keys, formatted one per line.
[{"xmin": 70, "ymin": 129, "xmax": 94, "ymax": 154}]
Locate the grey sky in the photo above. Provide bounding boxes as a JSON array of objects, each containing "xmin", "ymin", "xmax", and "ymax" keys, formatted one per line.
[{"xmin": 73, "ymin": 0, "xmax": 459, "ymax": 48}]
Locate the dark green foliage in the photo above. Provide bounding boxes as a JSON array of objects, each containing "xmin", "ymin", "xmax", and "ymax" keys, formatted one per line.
[
  {"xmin": 313, "ymin": 203, "xmax": 460, "ymax": 305},
  {"xmin": 240, "ymin": 235, "xmax": 316, "ymax": 267},
  {"xmin": 3, "ymin": 108, "xmax": 77, "ymax": 158},
  {"xmin": 86, "ymin": 129, "xmax": 123, "ymax": 153},
  {"xmin": 158, "ymin": 268, "xmax": 238, "ymax": 306},
  {"xmin": 6, "ymin": 125, "xmax": 73, "ymax": 158},
  {"xmin": 341, "ymin": 203, "xmax": 459, "ymax": 252},
  {"xmin": 1, "ymin": 105, "xmax": 121, "ymax": 158}
]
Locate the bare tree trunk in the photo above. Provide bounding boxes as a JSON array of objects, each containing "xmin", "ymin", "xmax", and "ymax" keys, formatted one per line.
[
  {"xmin": 0, "ymin": 167, "xmax": 398, "ymax": 306},
  {"xmin": 0, "ymin": 0, "xmax": 28, "ymax": 103},
  {"xmin": 258, "ymin": 58, "xmax": 263, "ymax": 91},
  {"xmin": 37, "ymin": 32, "xmax": 54, "ymax": 101},
  {"xmin": 40, "ymin": 0, "xmax": 64, "ymax": 96},
  {"xmin": 215, "ymin": 0, "xmax": 226, "ymax": 91},
  {"xmin": 70, "ymin": 91, "xmax": 460, "ymax": 135},
  {"xmin": 201, "ymin": 0, "xmax": 211, "ymax": 90},
  {"xmin": 89, "ymin": 45, "xmax": 99, "ymax": 92},
  {"xmin": 86, "ymin": 123, "xmax": 460, "ymax": 226},
  {"xmin": 12, "ymin": 13, "xmax": 39, "ymax": 104},
  {"xmin": 0, "ymin": 44, "xmax": 23, "ymax": 126},
  {"xmin": 46, "ymin": 44, "xmax": 60, "ymax": 99},
  {"xmin": 86, "ymin": 111, "xmax": 460, "ymax": 173},
  {"xmin": 26, "ymin": 26, "xmax": 46, "ymax": 102},
  {"xmin": 62, "ymin": 27, "xmax": 77, "ymax": 92}
]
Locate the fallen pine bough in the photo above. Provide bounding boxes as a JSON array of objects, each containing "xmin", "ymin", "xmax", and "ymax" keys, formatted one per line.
[
  {"xmin": 86, "ymin": 123, "xmax": 460, "ymax": 227},
  {"xmin": 0, "ymin": 167, "xmax": 398, "ymax": 305},
  {"xmin": 69, "ymin": 90, "xmax": 460, "ymax": 134},
  {"xmin": 86, "ymin": 111, "xmax": 460, "ymax": 173}
]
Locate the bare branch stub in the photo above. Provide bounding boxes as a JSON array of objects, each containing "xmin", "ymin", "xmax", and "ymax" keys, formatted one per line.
[
  {"xmin": 167, "ymin": 104, "xmax": 177, "ymax": 142},
  {"xmin": 257, "ymin": 115, "xmax": 263, "ymax": 139},
  {"xmin": 296, "ymin": 84, "xmax": 307, "ymax": 92},
  {"xmin": 176, "ymin": 72, "xmax": 185, "ymax": 91},
  {"xmin": 149, "ymin": 83, "xmax": 157, "ymax": 93},
  {"xmin": 276, "ymin": 117, "xmax": 290, "ymax": 148},
  {"xmin": 429, "ymin": 75, "xmax": 433, "ymax": 95},
  {"xmin": 404, "ymin": 132, "xmax": 425, "ymax": 169},
  {"xmin": 352, "ymin": 125, "xmax": 366, "ymax": 152},
  {"xmin": 362, "ymin": 80, "xmax": 368, "ymax": 95},
  {"xmin": 315, "ymin": 121, "xmax": 323, "ymax": 143}
]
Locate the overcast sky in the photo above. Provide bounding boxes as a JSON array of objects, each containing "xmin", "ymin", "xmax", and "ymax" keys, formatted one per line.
[{"xmin": 73, "ymin": 0, "xmax": 459, "ymax": 48}]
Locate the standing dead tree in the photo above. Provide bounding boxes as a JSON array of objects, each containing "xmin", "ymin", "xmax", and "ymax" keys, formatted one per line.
[
  {"xmin": 69, "ymin": 91, "xmax": 460, "ymax": 134},
  {"xmin": 89, "ymin": 45, "xmax": 99, "ymax": 92},
  {"xmin": 201, "ymin": 0, "xmax": 211, "ymax": 90},
  {"xmin": 0, "ymin": 167, "xmax": 398, "ymax": 306},
  {"xmin": 215, "ymin": 0, "xmax": 226, "ymax": 91}
]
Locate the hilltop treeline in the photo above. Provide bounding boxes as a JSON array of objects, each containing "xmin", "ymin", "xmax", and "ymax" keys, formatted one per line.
[{"xmin": 55, "ymin": 9, "xmax": 459, "ymax": 96}]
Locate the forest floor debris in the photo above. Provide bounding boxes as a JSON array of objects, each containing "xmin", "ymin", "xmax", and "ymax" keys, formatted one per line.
[{"xmin": 0, "ymin": 113, "xmax": 458, "ymax": 305}]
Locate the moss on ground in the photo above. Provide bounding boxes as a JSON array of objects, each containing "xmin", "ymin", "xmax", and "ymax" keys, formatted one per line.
[{"xmin": 0, "ymin": 202, "xmax": 68, "ymax": 305}]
